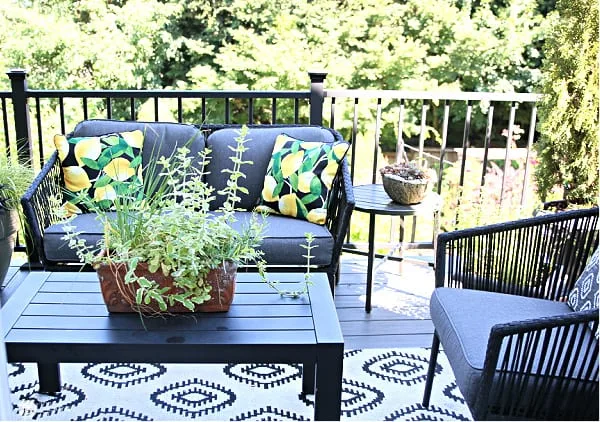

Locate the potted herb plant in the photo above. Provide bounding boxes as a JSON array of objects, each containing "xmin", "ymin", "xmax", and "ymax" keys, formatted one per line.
[
  {"xmin": 62, "ymin": 126, "xmax": 266, "ymax": 314},
  {"xmin": 0, "ymin": 155, "xmax": 34, "ymax": 283},
  {"xmin": 379, "ymin": 161, "xmax": 434, "ymax": 205}
]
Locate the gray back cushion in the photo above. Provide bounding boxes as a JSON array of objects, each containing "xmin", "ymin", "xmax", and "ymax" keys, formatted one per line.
[
  {"xmin": 71, "ymin": 119, "xmax": 205, "ymax": 169},
  {"xmin": 206, "ymin": 126, "xmax": 337, "ymax": 210}
]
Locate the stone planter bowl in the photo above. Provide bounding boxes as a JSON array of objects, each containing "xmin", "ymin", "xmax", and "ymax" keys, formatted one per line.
[{"xmin": 382, "ymin": 173, "xmax": 429, "ymax": 205}]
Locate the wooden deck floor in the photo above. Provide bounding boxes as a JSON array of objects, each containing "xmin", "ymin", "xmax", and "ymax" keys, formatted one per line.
[{"xmin": 2, "ymin": 253, "xmax": 435, "ymax": 350}]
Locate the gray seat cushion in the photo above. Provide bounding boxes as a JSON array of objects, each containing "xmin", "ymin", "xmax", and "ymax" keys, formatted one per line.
[
  {"xmin": 44, "ymin": 211, "xmax": 333, "ymax": 266},
  {"xmin": 430, "ymin": 288, "xmax": 576, "ymax": 409},
  {"xmin": 205, "ymin": 126, "xmax": 337, "ymax": 210},
  {"xmin": 71, "ymin": 119, "xmax": 205, "ymax": 171},
  {"xmin": 223, "ymin": 211, "xmax": 333, "ymax": 266},
  {"xmin": 44, "ymin": 213, "xmax": 109, "ymax": 262}
]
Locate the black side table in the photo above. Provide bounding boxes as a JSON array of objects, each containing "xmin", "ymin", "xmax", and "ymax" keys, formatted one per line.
[{"xmin": 353, "ymin": 184, "xmax": 442, "ymax": 312}]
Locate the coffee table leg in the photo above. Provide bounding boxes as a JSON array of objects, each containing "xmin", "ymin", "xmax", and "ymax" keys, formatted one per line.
[
  {"xmin": 314, "ymin": 344, "xmax": 343, "ymax": 421},
  {"xmin": 37, "ymin": 363, "xmax": 61, "ymax": 394},
  {"xmin": 302, "ymin": 360, "xmax": 315, "ymax": 394},
  {"xmin": 365, "ymin": 213, "xmax": 376, "ymax": 313}
]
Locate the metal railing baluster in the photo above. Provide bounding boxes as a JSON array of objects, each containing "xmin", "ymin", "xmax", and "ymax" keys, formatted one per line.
[
  {"xmin": 418, "ymin": 100, "xmax": 429, "ymax": 161},
  {"xmin": 225, "ymin": 98, "xmax": 230, "ymax": 124},
  {"xmin": 437, "ymin": 99, "xmax": 450, "ymax": 194},
  {"xmin": 372, "ymin": 98, "xmax": 382, "ymax": 184},
  {"xmin": 521, "ymin": 105, "xmax": 537, "ymax": 207},
  {"xmin": 330, "ymin": 97, "xmax": 336, "ymax": 129},
  {"xmin": 396, "ymin": 99, "xmax": 405, "ymax": 164},
  {"xmin": 35, "ymin": 98, "xmax": 43, "ymax": 165},
  {"xmin": 248, "ymin": 98, "xmax": 254, "ymax": 124},
  {"xmin": 59, "ymin": 97, "xmax": 65, "ymax": 134},
  {"xmin": 294, "ymin": 98, "xmax": 299, "ymax": 124},
  {"xmin": 130, "ymin": 97, "xmax": 135, "ymax": 120},
  {"xmin": 481, "ymin": 102, "xmax": 495, "ymax": 186},
  {"xmin": 1, "ymin": 98, "xmax": 9, "ymax": 151},
  {"xmin": 501, "ymin": 102, "xmax": 517, "ymax": 206}
]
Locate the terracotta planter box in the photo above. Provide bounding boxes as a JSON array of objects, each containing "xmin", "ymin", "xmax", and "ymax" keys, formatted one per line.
[{"xmin": 95, "ymin": 260, "xmax": 237, "ymax": 313}]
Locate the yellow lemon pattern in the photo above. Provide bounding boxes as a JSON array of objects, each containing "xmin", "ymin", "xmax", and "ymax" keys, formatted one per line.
[
  {"xmin": 94, "ymin": 185, "xmax": 117, "ymax": 202},
  {"xmin": 121, "ymin": 130, "xmax": 144, "ymax": 149},
  {"xmin": 63, "ymin": 166, "xmax": 92, "ymax": 191},
  {"xmin": 54, "ymin": 130, "xmax": 144, "ymax": 214},
  {"xmin": 73, "ymin": 136, "xmax": 102, "ymax": 166},
  {"xmin": 261, "ymin": 175, "xmax": 279, "ymax": 202},
  {"xmin": 104, "ymin": 157, "xmax": 136, "ymax": 181},
  {"xmin": 279, "ymin": 193, "xmax": 298, "ymax": 217},
  {"xmin": 54, "ymin": 135, "xmax": 70, "ymax": 162},
  {"xmin": 256, "ymin": 134, "xmax": 349, "ymax": 225},
  {"xmin": 280, "ymin": 150, "xmax": 304, "ymax": 178}
]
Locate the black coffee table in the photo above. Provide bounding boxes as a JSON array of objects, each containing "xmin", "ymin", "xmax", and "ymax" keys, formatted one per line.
[{"xmin": 2, "ymin": 271, "xmax": 344, "ymax": 420}]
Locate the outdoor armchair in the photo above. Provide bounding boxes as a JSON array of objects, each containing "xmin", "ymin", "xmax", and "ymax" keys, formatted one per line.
[{"xmin": 422, "ymin": 207, "xmax": 599, "ymax": 420}]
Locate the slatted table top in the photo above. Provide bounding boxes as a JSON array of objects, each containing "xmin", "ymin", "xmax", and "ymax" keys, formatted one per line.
[
  {"xmin": 2, "ymin": 271, "xmax": 342, "ymax": 362},
  {"xmin": 2, "ymin": 270, "xmax": 344, "ymax": 420},
  {"xmin": 353, "ymin": 184, "xmax": 441, "ymax": 216}
]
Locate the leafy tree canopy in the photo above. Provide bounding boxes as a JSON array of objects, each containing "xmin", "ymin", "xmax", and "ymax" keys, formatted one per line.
[
  {"xmin": 534, "ymin": 0, "xmax": 599, "ymax": 204},
  {"xmin": 1, "ymin": 0, "xmax": 549, "ymax": 95}
]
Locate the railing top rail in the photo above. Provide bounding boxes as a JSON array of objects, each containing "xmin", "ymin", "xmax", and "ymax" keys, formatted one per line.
[
  {"xmin": 25, "ymin": 89, "xmax": 310, "ymax": 100},
  {"xmin": 325, "ymin": 89, "xmax": 542, "ymax": 102}
]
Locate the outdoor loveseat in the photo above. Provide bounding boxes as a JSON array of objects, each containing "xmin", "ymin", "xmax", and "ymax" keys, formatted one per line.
[{"xmin": 21, "ymin": 120, "xmax": 355, "ymax": 291}]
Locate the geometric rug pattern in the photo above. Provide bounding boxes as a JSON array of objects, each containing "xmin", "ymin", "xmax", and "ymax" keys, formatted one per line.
[{"xmin": 8, "ymin": 348, "xmax": 472, "ymax": 420}]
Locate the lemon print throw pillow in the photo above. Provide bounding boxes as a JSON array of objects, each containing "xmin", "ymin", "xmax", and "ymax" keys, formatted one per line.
[
  {"xmin": 255, "ymin": 134, "xmax": 349, "ymax": 225},
  {"xmin": 54, "ymin": 131, "xmax": 144, "ymax": 213}
]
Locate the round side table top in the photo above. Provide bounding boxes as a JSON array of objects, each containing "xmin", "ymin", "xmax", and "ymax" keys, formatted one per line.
[{"xmin": 353, "ymin": 184, "xmax": 441, "ymax": 216}]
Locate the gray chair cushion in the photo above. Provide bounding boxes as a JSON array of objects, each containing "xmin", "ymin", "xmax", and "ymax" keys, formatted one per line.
[
  {"xmin": 44, "ymin": 211, "xmax": 333, "ymax": 266},
  {"xmin": 71, "ymin": 119, "xmax": 205, "ymax": 171},
  {"xmin": 205, "ymin": 126, "xmax": 337, "ymax": 210},
  {"xmin": 44, "ymin": 213, "xmax": 111, "ymax": 262},
  {"xmin": 430, "ymin": 288, "xmax": 575, "ymax": 409}
]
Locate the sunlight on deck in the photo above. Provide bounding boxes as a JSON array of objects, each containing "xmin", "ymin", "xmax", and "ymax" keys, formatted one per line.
[{"xmin": 341, "ymin": 252, "xmax": 435, "ymax": 319}]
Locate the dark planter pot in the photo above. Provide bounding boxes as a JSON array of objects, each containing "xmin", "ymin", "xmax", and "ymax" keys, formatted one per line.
[
  {"xmin": 95, "ymin": 259, "xmax": 237, "ymax": 313},
  {"xmin": 0, "ymin": 207, "xmax": 18, "ymax": 284}
]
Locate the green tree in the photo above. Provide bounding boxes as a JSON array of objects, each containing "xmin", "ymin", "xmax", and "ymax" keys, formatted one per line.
[
  {"xmin": 535, "ymin": 0, "xmax": 599, "ymax": 204},
  {"xmin": 0, "ymin": 0, "xmax": 178, "ymax": 90}
]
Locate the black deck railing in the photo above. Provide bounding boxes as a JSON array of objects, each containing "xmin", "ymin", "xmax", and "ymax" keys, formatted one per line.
[{"xmin": 2, "ymin": 69, "xmax": 543, "ymax": 259}]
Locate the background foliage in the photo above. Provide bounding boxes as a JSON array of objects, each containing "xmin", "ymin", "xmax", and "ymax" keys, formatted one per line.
[
  {"xmin": 1, "ymin": 0, "xmax": 597, "ymax": 239},
  {"xmin": 2, "ymin": 0, "xmax": 549, "ymax": 93},
  {"xmin": 534, "ymin": 0, "xmax": 599, "ymax": 204},
  {"xmin": 1, "ymin": 0, "xmax": 558, "ymax": 149}
]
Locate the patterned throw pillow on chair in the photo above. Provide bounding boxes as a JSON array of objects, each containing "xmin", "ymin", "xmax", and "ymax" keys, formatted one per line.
[
  {"xmin": 567, "ymin": 248, "xmax": 599, "ymax": 333},
  {"xmin": 54, "ymin": 131, "xmax": 144, "ymax": 214},
  {"xmin": 255, "ymin": 134, "xmax": 349, "ymax": 225}
]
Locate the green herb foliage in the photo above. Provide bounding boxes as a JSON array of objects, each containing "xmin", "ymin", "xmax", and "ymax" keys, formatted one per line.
[{"xmin": 62, "ymin": 126, "xmax": 266, "ymax": 312}]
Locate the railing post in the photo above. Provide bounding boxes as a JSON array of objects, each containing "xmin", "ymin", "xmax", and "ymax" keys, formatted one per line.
[
  {"xmin": 7, "ymin": 69, "xmax": 33, "ymax": 164},
  {"xmin": 308, "ymin": 71, "xmax": 327, "ymax": 126}
]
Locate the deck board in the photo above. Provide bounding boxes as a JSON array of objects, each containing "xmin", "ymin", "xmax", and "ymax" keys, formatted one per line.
[{"xmin": 2, "ymin": 253, "xmax": 435, "ymax": 350}]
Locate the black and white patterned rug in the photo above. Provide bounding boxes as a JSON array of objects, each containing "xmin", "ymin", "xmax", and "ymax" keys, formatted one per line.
[{"xmin": 8, "ymin": 348, "xmax": 472, "ymax": 421}]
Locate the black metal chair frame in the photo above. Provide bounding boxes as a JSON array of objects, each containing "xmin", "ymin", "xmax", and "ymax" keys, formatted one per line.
[
  {"xmin": 422, "ymin": 207, "xmax": 599, "ymax": 420},
  {"xmin": 21, "ymin": 123, "xmax": 355, "ymax": 290}
]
